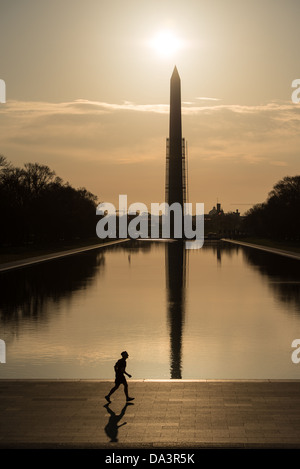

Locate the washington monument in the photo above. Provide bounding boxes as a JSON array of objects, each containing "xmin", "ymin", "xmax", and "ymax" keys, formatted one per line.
[{"xmin": 165, "ymin": 67, "xmax": 187, "ymax": 237}]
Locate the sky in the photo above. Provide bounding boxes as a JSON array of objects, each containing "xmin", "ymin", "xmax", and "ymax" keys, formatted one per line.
[{"xmin": 0, "ymin": 0, "xmax": 300, "ymax": 214}]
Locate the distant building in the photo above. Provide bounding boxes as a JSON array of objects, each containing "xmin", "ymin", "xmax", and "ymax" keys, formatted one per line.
[
  {"xmin": 208, "ymin": 202, "xmax": 224, "ymax": 216},
  {"xmin": 208, "ymin": 202, "xmax": 240, "ymax": 217},
  {"xmin": 205, "ymin": 201, "xmax": 242, "ymax": 238}
]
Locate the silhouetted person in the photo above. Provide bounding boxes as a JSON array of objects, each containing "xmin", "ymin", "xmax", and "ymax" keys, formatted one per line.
[
  {"xmin": 104, "ymin": 402, "xmax": 130, "ymax": 442},
  {"xmin": 105, "ymin": 351, "xmax": 134, "ymax": 403}
]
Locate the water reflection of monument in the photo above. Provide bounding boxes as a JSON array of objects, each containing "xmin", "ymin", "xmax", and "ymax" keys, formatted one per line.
[{"xmin": 165, "ymin": 240, "xmax": 186, "ymax": 379}]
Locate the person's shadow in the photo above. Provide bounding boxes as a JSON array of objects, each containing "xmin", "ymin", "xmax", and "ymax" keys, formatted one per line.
[{"xmin": 104, "ymin": 402, "xmax": 134, "ymax": 443}]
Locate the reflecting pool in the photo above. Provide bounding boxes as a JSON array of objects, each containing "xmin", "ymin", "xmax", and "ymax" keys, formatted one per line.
[{"xmin": 0, "ymin": 240, "xmax": 300, "ymax": 379}]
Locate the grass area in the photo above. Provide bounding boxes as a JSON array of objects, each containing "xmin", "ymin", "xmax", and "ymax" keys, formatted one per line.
[
  {"xmin": 0, "ymin": 237, "xmax": 114, "ymax": 265},
  {"xmin": 235, "ymin": 237, "xmax": 300, "ymax": 254}
]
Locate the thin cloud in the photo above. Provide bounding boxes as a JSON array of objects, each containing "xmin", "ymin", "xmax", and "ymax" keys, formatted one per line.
[
  {"xmin": 1, "ymin": 98, "xmax": 300, "ymax": 168},
  {"xmin": 2, "ymin": 98, "xmax": 300, "ymax": 120},
  {"xmin": 0, "ymin": 99, "xmax": 170, "ymax": 117},
  {"xmin": 196, "ymin": 97, "xmax": 222, "ymax": 101},
  {"xmin": 270, "ymin": 161, "xmax": 289, "ymax": 167}
]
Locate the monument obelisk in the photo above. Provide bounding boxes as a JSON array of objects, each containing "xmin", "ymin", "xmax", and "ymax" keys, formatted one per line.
[
  {"xmin": 167, "ymin": 66, "xmax": 184, "ymax": 210},
  {"xmin": 166, "ymin": 67, "xmax": 186, "ymax": 238}
]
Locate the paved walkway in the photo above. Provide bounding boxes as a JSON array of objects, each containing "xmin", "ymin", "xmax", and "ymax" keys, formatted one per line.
[
  {"xmin": 1, "ymin": 380, "xmax": 300, "ymax": 449},
  {"xmin": 0, "ymin": 239, "xmax": 130, "ymax": 273},
  {"xmin": 222, "ymin": 239, "xmax": 300, "ymax": 261}
]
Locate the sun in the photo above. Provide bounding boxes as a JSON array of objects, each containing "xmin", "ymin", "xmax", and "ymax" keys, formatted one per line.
[{"xmin": 149, "ymin": 30, "xmax": 184, "ymax": 58}]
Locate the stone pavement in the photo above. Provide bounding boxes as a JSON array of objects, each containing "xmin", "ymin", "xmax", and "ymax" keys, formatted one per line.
[{"xmin": 1, "ymin": 380, "xmax": 300, "ymax": 449}]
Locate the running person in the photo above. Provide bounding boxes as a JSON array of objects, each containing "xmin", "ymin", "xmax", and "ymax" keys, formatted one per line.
[{"xmin": 105, "ymin": 351, "xmax": 134, "ymax": 403}]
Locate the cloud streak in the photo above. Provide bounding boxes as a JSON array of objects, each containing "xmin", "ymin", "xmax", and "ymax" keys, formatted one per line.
[
  {"xmin": 1, "ymin": 97, "xmax": 299, "ymax": 172},
  {"xmin": 196, "ymin": 97, "xmax": 222, "ymax": 101},
  {"xmin": 1, "ymin": 98, "xmax": 300, "ymax": 162},
  {"xmin": 2, "ymin": 97, "xmax": 300, "ymax": 118}
]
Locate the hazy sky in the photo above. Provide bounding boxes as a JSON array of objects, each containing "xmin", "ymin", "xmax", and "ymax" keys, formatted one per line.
[{"xmin": 0, "ymin": 0, "xmax": 300, "ymax": 213}]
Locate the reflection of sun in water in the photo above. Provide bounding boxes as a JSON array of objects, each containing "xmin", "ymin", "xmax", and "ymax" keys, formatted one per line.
[{"xmin": 149, "ymin": 30, "xmax": 184, "ymax": 58}]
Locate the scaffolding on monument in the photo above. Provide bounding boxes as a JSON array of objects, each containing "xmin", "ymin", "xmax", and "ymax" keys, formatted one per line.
[{"xmin": 165, "ymin": 138, "xmax": 188, "ymax": 205}]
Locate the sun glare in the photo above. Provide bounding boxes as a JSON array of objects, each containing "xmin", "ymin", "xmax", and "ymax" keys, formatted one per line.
[{"xmin": 149, "ymin": 30, "xmax": 184, "ymax": 58}]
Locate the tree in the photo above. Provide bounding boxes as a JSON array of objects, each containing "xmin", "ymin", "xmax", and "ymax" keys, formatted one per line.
[
  {"xmin": 0, "ymin": 158, "xmax": 98, "ymax": 246},
  {"xmin": 243, "ymin": 175, "xmax": 300, "ymax": 241},
  {"xmin": 0, "ymin": 155, "xmax": 11, "ymax": 170},
  {"xmin": 268, "ymin": 176, "xmax": 300, "ymax": 203},
  {"xmin": 22, "ymin": 163, "xmax": 58, "ymax": 196}
]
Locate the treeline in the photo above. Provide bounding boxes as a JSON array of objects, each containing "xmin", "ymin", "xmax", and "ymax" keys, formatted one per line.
[
  {"xmin": 242, "ymin": 175, "xmax": 300, "ymax": 241},
  {"xmin": 0, "ymin": 156, "xmax": 98, "ymax": 246}
]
